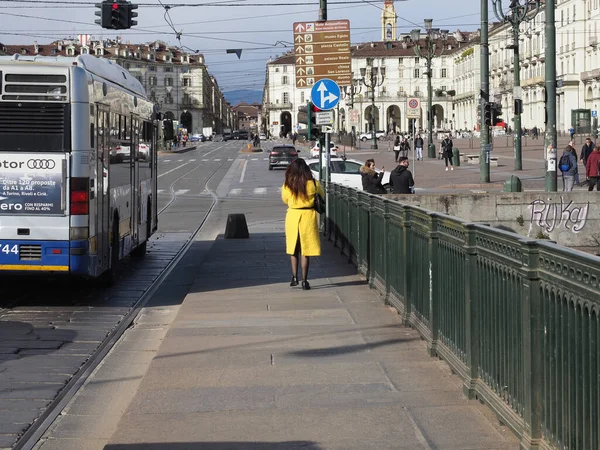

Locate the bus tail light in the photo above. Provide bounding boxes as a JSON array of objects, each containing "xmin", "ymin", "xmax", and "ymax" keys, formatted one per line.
[{"xmin": 70, "ymin": 177, "xmax": 89, "ymax": 215}]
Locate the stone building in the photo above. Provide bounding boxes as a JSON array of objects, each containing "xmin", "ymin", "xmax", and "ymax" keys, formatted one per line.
[
  {"xmin": 232, "ymin": 103, "xmax": 262, "ymax": 134},
  {"xmin": 0, "ymin": 38, "xmax": 233, "ymax": 134}
]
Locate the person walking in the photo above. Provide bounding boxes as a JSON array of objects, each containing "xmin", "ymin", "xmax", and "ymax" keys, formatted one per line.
[
  {"xmin": 281, "ymin": 159, "xmax": 325, "ymax": 290},
  {"xmin": 359, "ymin": 159, "xmax": 387, "ymax": 194},
  {"xmin": 399, "ymin": 135, "xmax": 410, "ymax": 159},
  {"xmin": 558, "ymin": 145, "xmax": 577, "ymax": 191},
  {"xmin": 414, "ymin": 134, "xmax": 424, "ymax": 160},
  {"xmin": 585, "ymin": 144, "xmax": 600, "ymax": 191},
  {"xmin": 389, "ymin": 157, "xmax": 414, "ymax": 194},
  {"xmin": 441, "ymin": 134, "xmax": 454, "ymax": 171},
  {"xmin": 393, "ymin": 135, "xmax": 401, "ymax": 162},
  {"xmin": 581, "ymin": 137, "xmax": 594, "ymax": 186}
]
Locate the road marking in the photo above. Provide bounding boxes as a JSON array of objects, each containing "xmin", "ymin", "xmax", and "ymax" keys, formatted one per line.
[
  {"xmin": 157, "ymin": 189, "xmax": 165, "ymax": 194},
  {"xmin": 177, "ymin": 159, "xmax": 183, "ymax": 162},
  {"xmin": 263, "ymin": 157, "xmax": 269, "ymax": 161},
  {"xmin": 202, "ymin": 159, "xmax": 209, "ymax": 162},
  {"xmin": 227, "ymin": 158, "xmax": 234, "ymax": 161},
  {"xmin": 163, "ymin": 159, "xmax": 171, "ymax": 162},
  {"xmin": 190, "ymin": 159, "xmax": 196, "ymax": 162},
  {"xmin": 239, "ymin": 159, "xmax": 248, "ymax": 183},
  {"xmin": 253, "ymin": 187, "xmax": 267, "ymax": 195},
  {"xmin": 174, "ymin": 189, "xmax": 190, "ymax": 195},
  {"xmin": 229, "ymin": 188, "xmax": 241, "ymax": 196},
  {"xmin": 158, "ymin": 162, "xmax": 190, "ymax": 178},
  {"xmin": 214, "ymin": 158, "xmax": 221, "ymax": 161},
  {"xmin": 251, "ymin": 158, "xmax": 258, "ymax": 161}
]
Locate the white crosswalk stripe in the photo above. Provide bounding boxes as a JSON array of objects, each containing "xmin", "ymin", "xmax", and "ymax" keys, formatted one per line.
[
  {"xmin": 174, "ymin": 189, "xmax": 190, "ymax": 195},
  {"xmin": 157, "ymin": 189, "xmax": 166, "ymax": 194},
  {"xmin": 190, "ymin": 159, "xmax": 196, "ymax": 162},
  {"xmin": 251, "ymin": 158, "xmax": 258, "ymax": 161},
  {"xmin": 253, "ymin": 187, "xmax": 267, "ymax": 195},
  {"xmin": 214, "ymin": 158, "xmax": 221, "ymax": 161},
  {"xmin": 227, "ymin": 158, "xmax": 234, "ymax": 161},
  {"xmin": 177, "ymin": 159, "xmax": 183, "ymax": 162},
  {"xmin": 263, "ymin": 157, "xmax": 269, "ymax": 160},
  {"xmin": 202, "ymin": 159, "xmax": 209, "ymax": 161},
  {"xmin": 162, "ymin": 159, "xmax": 171, "ymax": 163},
  {"xmin": 229, "ymin": 188, "xmax": 242, "ymax": 196}
]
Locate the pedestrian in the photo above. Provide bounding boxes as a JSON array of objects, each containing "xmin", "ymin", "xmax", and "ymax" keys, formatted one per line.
[
  {"xmin": 389, "ymin": 156, "xmax": 414, "ymax": 194},
  {"xmin": 441, "ymin": 134, "xmax": 454, "ymax": 171},
  {"xmin": 585, "ymin": 144, "xmax": 600, "ymax": 191},
  {"xmin": 393, "ymin": 135, "xmax": 401, "ymax": 162},
  {"xmin": 581, "ymin": 137, "xmax": 594, "ymax": 167},
  {"xmin": 359, "ymin": 159, "xmax": 387, "ymax": 194},
  {"xmin": 399, "ymin": 135, "xmax": 410, "ymax": 159},
  {"xmin": 281, "ymin": 159, "xmax": 325, "ymax": 290},
  {"xmin": 414, "ymin": 134, "xmax": 424, "ymax": 160},
  {"xmin": 558, "ymin": 145, "xmax": 577, "ymax": 192},
  {"xmin": 569, "ymin": 126, "xmax": 575, "ymax": 140}
]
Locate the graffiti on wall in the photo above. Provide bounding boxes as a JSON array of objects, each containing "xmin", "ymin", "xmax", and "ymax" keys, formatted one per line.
[{"xmin": 529, "ymin": 197, "xmax": 589, "ymax": 233}]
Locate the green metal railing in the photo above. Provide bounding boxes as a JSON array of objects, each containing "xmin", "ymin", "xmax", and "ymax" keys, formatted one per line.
[{"xmin": 326, "ymin": 183, "xmax": 600, "ymax": 450}]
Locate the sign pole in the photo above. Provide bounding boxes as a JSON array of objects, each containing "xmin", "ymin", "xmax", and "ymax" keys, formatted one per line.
[{"xmin": 324, "ymin": 131, "xmax": 330, "ymax": 235}]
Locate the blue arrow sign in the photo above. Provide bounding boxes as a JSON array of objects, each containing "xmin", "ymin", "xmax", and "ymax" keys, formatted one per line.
[{"xmin": 311, "ymin": 78, "xmax": 340, "ymax": 111}]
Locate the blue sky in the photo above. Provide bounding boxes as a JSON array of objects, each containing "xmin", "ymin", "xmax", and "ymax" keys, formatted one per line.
[{"xmin": 0, "ymin": 0, "xmax": 492, "ymax": 92}]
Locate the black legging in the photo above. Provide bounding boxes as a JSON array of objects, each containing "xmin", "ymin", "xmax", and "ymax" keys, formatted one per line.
[
  {"xmin": 393, "ymin": 150, "xmax": 400, "ymax": 162},
  {"xmin": 443, "ymin": 152, "xmax": 453, "ymax": 167}
]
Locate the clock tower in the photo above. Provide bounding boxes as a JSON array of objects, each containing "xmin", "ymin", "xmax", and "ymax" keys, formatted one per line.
[{"xmin": 381, "ymin": 0, "xmax": 397, "ymax": 41}]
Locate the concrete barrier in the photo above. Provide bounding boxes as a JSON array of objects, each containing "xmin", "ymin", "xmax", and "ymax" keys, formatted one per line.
[{"xmin": 385, "ymin": 191, "xmax": 599, "ymax": 250}]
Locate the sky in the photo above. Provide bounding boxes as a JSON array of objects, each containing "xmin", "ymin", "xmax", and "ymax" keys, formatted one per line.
[{"xmin": 0, "ymin": 0, "xmax": 491, "ymax": 96}]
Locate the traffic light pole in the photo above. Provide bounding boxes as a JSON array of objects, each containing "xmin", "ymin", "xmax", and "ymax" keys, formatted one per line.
[
  {"xmin": 544, "ymin": 0, "xmax": 557, "ymax": 191},
  {"xmin": 512, "ymin": 25, "xmax": 523, "ymax": 170},
  {"xmin": 480, "ymin": 0, "xmax": 490, "ymax": 183}
]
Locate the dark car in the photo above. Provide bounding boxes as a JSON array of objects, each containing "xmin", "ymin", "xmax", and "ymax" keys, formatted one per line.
[{"xmin": 268, "ymin": 145, "xmax": 299, "ymax": 170}]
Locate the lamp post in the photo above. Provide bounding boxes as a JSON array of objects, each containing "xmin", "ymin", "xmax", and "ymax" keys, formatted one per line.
[
  {"xmin": 411, "ymin": 21, "xmax": 448, "ymax": 159},
  {"xmin": 492, "ymin": 0, "xmax": 540, "ymax": 170},
  {"xmin": 342, "ymin": 77, "xmax": 362, "ymax": 152},
  {"xmin": 360, "ymin": 62, "xmax": 386, "ymax": 150}
]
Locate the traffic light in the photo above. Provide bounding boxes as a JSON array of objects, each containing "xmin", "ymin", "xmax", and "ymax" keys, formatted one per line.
[
  {"xmin": 310, "ymin": 103, "xmax": 321, "ymax": 140},
  {"xmin": 492, "ymin": 103, "xmax": 503, "ymax": 126},
  {"xmin": 514, "ymin": 99, "xmax": 523, "ymax": 115},
  {"xmin": 163, "ymin": 119, "xmax": 174, "ymax": 141},
  {"xmin": 483, "ymin": 102, "xmax": 492, "ymax": 126},
  {"xmin": 297, "ymin": 105, "xmax": 308, "ymax": 125},
  {"xmin": 94, "ymin": 0, "xmax": 136, "ymax": 30}
]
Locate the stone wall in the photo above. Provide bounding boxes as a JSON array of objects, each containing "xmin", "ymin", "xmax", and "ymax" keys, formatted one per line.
[{"xmin": 384, "ymin": 192, "xmax": 599, "ymax": 249}]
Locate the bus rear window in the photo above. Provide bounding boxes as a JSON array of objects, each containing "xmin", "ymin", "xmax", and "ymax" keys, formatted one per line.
[{"xmin": 0, "ymin": 102, "xmax": 71, "ymax": 152}]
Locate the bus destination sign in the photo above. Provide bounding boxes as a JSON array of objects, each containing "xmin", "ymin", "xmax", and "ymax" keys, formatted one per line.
[
  {"xmin": 293, "ymin": 20, "xmax": 352, "ymax": 89},
  {"xmin": 0, "ymin": 154, "xmax": 65, "ymax": 215}
]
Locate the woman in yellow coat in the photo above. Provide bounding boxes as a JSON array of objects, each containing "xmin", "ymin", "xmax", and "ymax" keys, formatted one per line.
[{"xmin": 281, "ymin": 158, "xmax": 325, "ymax": 290}]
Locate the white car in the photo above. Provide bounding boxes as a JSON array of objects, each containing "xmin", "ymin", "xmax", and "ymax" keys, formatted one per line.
[
  {"xmin": 259, "ymin": 133, "xmax": 267, "ymax": 140},
  {"xmin": 305, "ymin": 157, "xmax": 390, "ymax": 191},
  {"xmin": 311, "ymin": 141, "xmax": 338, "ymax": 158},
  {"xmin": 358, "ymin": 130, "xmax": 386, "ymax": 141}
]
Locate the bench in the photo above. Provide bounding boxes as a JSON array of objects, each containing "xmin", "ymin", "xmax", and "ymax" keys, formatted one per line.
[{"xmin": 466, "ymin": 154, "xmax": 498, "ymax": 167}]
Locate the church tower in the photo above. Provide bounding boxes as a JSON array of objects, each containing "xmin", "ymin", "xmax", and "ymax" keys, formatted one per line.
[{"xmin": 381, "ymin": 0, "xmax": 397, "ymax": 41}]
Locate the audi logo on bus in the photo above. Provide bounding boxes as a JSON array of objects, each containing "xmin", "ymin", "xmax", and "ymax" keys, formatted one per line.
[{"xmin": 27, "ymin": 159, "xmax": 56, "ymax": 170}]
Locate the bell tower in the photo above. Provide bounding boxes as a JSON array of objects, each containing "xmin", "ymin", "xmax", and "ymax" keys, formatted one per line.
[{"xmin": 381, "ymin": 0, "xmax": 397, "ymax": 41}]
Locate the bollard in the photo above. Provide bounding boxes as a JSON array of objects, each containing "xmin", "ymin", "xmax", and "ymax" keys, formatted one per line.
[
  {"xmin": 225, "ymin": 213, "xmax": 249, "ymax": 238},
  {"xmin": 503, "ymin": 175, "xmax": 522, "ymax": 192},
  {"xmin": 452, "ymin": 148, "xmax": 461, "ymax": 167}
]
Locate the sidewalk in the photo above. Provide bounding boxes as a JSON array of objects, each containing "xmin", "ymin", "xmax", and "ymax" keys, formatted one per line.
[{"xmin": 103, "ymin": 225, "xmax": 518, "ymax": 449}]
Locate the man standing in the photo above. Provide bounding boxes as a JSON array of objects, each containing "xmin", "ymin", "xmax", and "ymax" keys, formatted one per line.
[
  {"xmin": 389, "ymin": 157, "xmax": 414, "ymax": 194},
  {"xmin": 441, "ymin": 134, "xmax": 454, "ymax": 171},
  {"xmin": 585, "ymin": 144, "xmax": 600, "ymax": 191},
  {"xmin": 558, "ymin": 145, "xmax": 577, "ymax": 192},
  {"xmin": 414, "ymin": 134, "xmax": 424, "ymax": 161}
]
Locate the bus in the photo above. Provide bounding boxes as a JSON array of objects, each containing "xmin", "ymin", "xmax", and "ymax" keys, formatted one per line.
[{"xmin": 0, "ymin": 54, "xmax": 158, "ymax": 282}]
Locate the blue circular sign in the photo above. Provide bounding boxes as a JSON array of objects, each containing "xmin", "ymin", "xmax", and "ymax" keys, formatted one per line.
[{"xmin": 310, "ymin": 79, "xmax": 341, "ymax": 111}]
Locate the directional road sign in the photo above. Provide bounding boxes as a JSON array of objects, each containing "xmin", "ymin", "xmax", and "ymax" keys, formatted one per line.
[
  {"xmin": 311, "ymin": 79, "xmax": 340, "ymax": 111},
  {"xmin": 293, "ymin": 20, "xmax": 351, "ymax": 88}
]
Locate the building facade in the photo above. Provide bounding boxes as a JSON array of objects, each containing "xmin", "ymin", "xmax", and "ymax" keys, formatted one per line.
[
  {"xmin": 262, "ymin": 0, "xmax": 600, "ymax": 138},
  {"xmin": 232, "ymin": 103, "xmax": 262, "ymax": 134},
  {"xmin": 0, "ymin": 38, "xmax": 233, "ymax": 134}
]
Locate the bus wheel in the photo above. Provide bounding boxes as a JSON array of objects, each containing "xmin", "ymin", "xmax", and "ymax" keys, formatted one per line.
[{"xmin": 132, "ymin": 201, "xmax": 150, "ymax": 257}]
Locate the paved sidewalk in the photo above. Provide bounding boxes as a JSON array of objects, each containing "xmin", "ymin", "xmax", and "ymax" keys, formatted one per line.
[{"xmin": 104, "ymin": 224, "xmax": 519, "ymax": 449}]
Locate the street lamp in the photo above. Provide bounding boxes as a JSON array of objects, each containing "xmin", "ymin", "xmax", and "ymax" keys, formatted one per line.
[
  {"xmin": 410, "ymin": 21, "xmax": 449, "ymax": 159},
  {"xmin": 492, "ymin": 0, "xmax": 541, "ymax": 170},
  {"xmin": 342, "ymin": 77, "xmax": 362, "ymax": 151},
  {"xmin": 360, "ymin": 63, "xmax": 386, "ymax": 149}
]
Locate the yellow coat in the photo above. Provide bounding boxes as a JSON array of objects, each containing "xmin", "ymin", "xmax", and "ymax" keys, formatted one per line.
[{"xmin": 281, "ymin": 180, "xmax": 325, "ymax": 256}]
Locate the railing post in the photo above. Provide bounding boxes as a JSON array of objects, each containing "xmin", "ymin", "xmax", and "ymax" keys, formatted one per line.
[
  {"xmin": 463, "ymin": 223, "xmax": 480, "ymax": 399},
  {"xmin": 382, "ymin": 199, "xmax": 390, "ymax": 300},
  {"xmin": 428, "ymin": 213, "xmax": 440, "ymax": 357},
  {"xmin": 401, "ymin": 206, "xmax": 412, "ymax": 325},
  {"xmin": 519, "ymin": 239, "xmax": 542, "ymax": 449},
  {"xmin": 368, "ymin": 196, "xmax": 376, "ymax": 289}
]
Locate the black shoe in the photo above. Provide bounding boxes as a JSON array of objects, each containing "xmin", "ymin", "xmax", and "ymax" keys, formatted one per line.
[
  {"xmin": 301, "ymin": 280, "xmax": 310, "ymax": 290},
  {"xmin": 290, "ymin": 276, "xmax": 299, "ymax": 287}
]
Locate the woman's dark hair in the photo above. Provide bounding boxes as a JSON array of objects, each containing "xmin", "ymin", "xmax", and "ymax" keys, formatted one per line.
[
  {"xmin": 284, "ymin": 158, "xmax": 313, "ymax": 200},
  {"xmin": 394, "ymin": 135, "xmax": 400, "ymax": 145}
]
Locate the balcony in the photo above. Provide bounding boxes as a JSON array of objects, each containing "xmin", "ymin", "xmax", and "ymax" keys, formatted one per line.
[{"xmin": 266, "ymin": 102, "xmax": 292, "ymax": 110}]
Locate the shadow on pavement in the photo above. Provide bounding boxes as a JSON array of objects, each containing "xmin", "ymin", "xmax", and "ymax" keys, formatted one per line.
[
  {"xmin": 104, "ymin": 442, "xmax": 322, "ymax": 450},
  {"xmin": 286, "ymin": 337, "xmax": 419, "ymax": 358}
]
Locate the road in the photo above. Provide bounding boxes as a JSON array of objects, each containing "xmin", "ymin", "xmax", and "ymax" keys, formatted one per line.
[{"xmin": 0, "ymin": 139, "xmax": 286, "ymax": 450}]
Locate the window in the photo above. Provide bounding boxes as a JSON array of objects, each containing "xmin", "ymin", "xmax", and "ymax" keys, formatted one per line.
[
  {"xmin": 150, "ymin": 76, "xmax": 157, "ymax": 86},
  {"xmin": 183, "ymin": 78, "xmax": 191, "ymax": 87},
  {"xmin": 283, "ymin": 92, "xmax": 289, "ymax": 104},
  {"xmin": 149, "ymin": 66, "xmax": 156, "ymax": 72},
  {"xmin": 414, "ymin": 68, "xmax": 420, "ymax": 78},
  {"xmin": 398, "ymin": 57, "xmax": 404, "ymax": 64},
  {"xmin": 165, "ymin": 66, "xmax": 173, "ymax": 72},
  {"xmin": 275, "ymin": 68, "xmax": 280, "ymax": 72},
  {"xmin": 415, "ymin": 57, "xmax": 419, "ymax": 64},
  {"xmin": 282, "ymin": 76, "xmax": 289, "ymax": 85},
  {"xmin": 573, "ymin": 4, "xmax": 576, "ymax": 19},
  {"xmin": 165, "ymin": 77, "xmax": 173, "ymax": 86},
  {"xmin": 441, "ymin": 68, "xmax": 447, "ymax": 78},
  {"xmin": 283, "ymin": 65, "xmax": 288, "ymax": 73}
]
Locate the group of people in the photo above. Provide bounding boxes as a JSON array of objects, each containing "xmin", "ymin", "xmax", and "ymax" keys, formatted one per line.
[
  {"xmin": 392, "ymin": 133, "xmax": 455, "ymax": 171},
  {"xmin": 358, "ymin": 158, "xmax": 414, "ymax": 195},
  {"xmin": 559, "ymin": 137, "xmax": 600, "ymax": 191}
]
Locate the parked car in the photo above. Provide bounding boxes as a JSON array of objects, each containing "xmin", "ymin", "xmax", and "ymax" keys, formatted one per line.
[
  {"xmin": 259, "ymin": 133, "xmax": 267, "ymax": 140},
  {"xmin": 268, "ymin": 145, "xmax": 299, "ymax": 170},
  {"xmin": 190, "ymin": 134, "xmax": 205, "ymax": 142},
  {"xmin": 358, "ymin": 130, "xmax": 386, "ymax": 141},
  {"xmin": 305, "ymin": 157, "xmax": 390, "ymax": 191},
  {"xmin": 310, "ymin": 141, "xmax": 338, "ymax": 158}
]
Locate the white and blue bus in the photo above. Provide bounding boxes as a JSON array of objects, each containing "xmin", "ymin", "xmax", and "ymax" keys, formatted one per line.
[{"xmin": 0, "ymin": 54, "xmax": 158, "ymax": 280}]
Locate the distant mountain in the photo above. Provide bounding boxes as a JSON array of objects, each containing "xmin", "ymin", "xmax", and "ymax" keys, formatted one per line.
[{"xmin": 223, "ymin": 89, "xmax": 262, "ymax": 105}]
